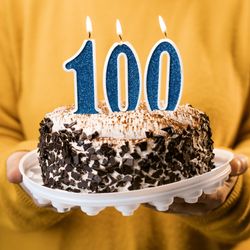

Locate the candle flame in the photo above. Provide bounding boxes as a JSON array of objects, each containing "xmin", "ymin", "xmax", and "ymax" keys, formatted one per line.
[
  {"xmin": 86, "ymin": 16, "xmax": 92, "ymax": 38},
  {"xmin": 158, "ymin": 16, "xmax": 167, "ymax": 37},
  {"xmin": 116, "ymin": 19, "xmax": 123, "ymax": 41}
]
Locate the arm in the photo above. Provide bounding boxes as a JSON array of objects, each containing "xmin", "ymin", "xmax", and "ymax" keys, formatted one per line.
[
  {"xmin": 0, "ymin": 0, "xmax": 68, "ymax": 232},
  {"xmin": 155, "ymin": 88, "xmax": 250, "ymax": 243}
]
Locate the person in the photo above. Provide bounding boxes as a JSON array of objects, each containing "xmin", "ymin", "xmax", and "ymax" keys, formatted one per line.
[{"xmin": 0, "ymin": 0, "xmax": 249, "ymax": 249}]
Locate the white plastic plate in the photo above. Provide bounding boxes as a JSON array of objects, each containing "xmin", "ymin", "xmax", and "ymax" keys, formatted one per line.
[{"xmin": 19, "ymin": 148, "xmax": 233, "ymax": 216}]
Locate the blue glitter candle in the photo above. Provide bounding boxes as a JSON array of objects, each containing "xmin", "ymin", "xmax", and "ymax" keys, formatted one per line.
[
  {"xmin": 64, "ymin": 17, "xmax": 99, "ymax": 114},
  {"xmin": 145, "ymin": 16, "xmax": 183, "ymax": 111},
  {"xmin": 103, "ymin": 20, "xmax": 141, "ymax": 112}
]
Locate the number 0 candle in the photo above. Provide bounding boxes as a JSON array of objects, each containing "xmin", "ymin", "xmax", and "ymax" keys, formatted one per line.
[
  {"xmin": 103, "ymin": 20, "xmax": 141, "ymax": 112},
  {"xmin": 145, "ymin": 16, "xmax": 183, "ymax": 111},
  {"xmin": 64, "ymin": 16, "xmax": 98, "ymax": 114}
]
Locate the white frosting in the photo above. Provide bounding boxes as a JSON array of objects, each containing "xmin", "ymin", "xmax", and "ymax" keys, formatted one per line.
[{"xmin": 46, "ymin": 103, "xmax": 200, "ymax": 140}]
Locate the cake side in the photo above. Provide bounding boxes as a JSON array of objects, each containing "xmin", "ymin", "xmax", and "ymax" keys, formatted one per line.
[{"xmin": 38, "ymin": 104, "xmax": 214, "ymax": 193}]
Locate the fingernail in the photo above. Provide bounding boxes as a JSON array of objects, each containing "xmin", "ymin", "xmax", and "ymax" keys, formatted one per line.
[
  {"xmin": 235, "ymin": 159, "xmax": 242, "ymax": 174},
  {"xmin": 231, "ymin": 158, "xmax": 241, "ymax": 168},
  {"xmin": 238, "ymin": 156, "xmax": 248, "ymax": 174},
  {"xmin": 230, "ymin": 158, "xmax": 241, "ymax": 176}
]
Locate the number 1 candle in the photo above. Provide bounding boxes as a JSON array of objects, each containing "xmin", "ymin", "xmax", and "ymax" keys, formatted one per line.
[
  {"xmin": 64, "ymin": 16, "xmax": 98, "ymax": 114},
  {"xmin": 103, "ymin": 20, "xmax": 141, "ymax": 112},
  {"xmin": 145, "ymin": 16, "xmax": 183, "ymax": 111}
]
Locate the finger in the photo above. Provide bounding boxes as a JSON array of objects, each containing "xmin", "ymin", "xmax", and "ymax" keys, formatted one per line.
[
  {"xmin": 146, "ymin": 202, "xmax": 211, "ymax": 215},
  {"xmin": 6, "ymin": 151, "xmax": 27, "ymax": 183},
  {"xmin": 230, "ymin": 154, "xmax": 248, "ymax": 176},
  {"xmin": 145, "ymin": 177, "xmax": 236, "ymax": 213},
  {"xmin": 172, "ymin": 176, "xmax": 237, "ymax": 209},
  {"xmin": 143, "ymin": 203, "xmax": 155, "ymax": 209},
  {"xmin": 197, "ymin": 176, "xmax": 237, "ymax": 209},
  {"xmin": 167, "ymin": 182, "xmax": 235, "ymax": 214},
  {"xmin": 172, "ymin": 175, "xmax": 235, "ymax": 205},
  {"xmin": 168, "ymin": 202, "xmax": 211, "ymax": 216}
]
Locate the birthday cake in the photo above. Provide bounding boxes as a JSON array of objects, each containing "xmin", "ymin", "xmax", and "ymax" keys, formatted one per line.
[{"xmin": 38, "ymin": 102, "xmax": 215, "ymax": 193}]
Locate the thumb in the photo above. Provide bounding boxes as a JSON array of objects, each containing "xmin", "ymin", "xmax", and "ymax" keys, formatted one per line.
[
  {"xmin": 230, "ymin": 154, "xmax": 249, "ymax": 176},
  {"xmin": 6, "ymin": 151, "xmax": 27, "ymax": 183}
]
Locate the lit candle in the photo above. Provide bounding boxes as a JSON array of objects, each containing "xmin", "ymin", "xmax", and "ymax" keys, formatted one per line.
[
  {"xmin": 64, "ymin": 16, "xmax": 99, "ymax": 114},
  {"xmin": 145, "ymin": 16, "xmax": 183, "ymax": 111},
  {"xmin": 103, "ymin": 19, "xmax": 141, "ymax": 112}
]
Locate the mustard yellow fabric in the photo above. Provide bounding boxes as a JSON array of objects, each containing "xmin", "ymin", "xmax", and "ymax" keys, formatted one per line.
[{"xmin": 0, "ymin": 0, "xmax": 250, "ymax": 249}]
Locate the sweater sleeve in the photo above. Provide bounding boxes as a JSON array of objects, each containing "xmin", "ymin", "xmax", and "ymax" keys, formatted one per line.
[
  {"xmin": 181, "ymin": 1, "xmax": 250, "ymax": 242},
  {"xmin": 0, "ymin": 0, "xmax": 68, "ymax": 232},
  {"xmin": 182, "ymin": 88, "xmax": 250, "ymax": 244}
]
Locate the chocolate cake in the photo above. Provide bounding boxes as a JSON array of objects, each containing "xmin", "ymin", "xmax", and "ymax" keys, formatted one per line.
[{"xmin": 38, "ymin": 103, "xmax": 214, "ymax": 193}]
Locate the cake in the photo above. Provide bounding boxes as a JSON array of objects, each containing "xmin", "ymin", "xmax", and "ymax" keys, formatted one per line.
[{"xmin": 38, "ymin": 103, "xmax": 214, "ymax": 193}]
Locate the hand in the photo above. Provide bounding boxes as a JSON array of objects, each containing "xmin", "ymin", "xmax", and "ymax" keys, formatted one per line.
[
  {"xmin": 7, "ymin": 151, "xmax": 28, "ymax": 183},
  {"xmin": 6, "ymin": 151, "xmax": 56, "ymax": 209},
  {"xmin": 145, "ymin": 154, "xmax": 249, "ymax": 216}
]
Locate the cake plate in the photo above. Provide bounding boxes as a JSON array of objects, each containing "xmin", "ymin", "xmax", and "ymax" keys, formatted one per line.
[{"xmin": 19, "ymin": 149, "xmax": 233, "ymax": 216}]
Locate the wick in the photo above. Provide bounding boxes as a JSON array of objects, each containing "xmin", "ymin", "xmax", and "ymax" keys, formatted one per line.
[
  {"xmin": 118, "ymin": 34, "xmax": 123, "ymax": 42},
  {"xmin": 164, "ymin": 31, "xmax": 167, "ymax": 38},
  {"xmin": 88, "ymin": 32, "xmax": 91, "ymax": 39}
]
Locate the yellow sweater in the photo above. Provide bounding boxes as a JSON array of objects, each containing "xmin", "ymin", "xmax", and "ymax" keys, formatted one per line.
[{"xmin": 0, "ymin": 0, "xmax": 250, "ymax": 249}]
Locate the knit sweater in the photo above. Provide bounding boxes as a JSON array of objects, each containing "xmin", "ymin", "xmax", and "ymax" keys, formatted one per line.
[{"xmin": 0, "ymin": 0, "xmax": 249, "ymax": 249}]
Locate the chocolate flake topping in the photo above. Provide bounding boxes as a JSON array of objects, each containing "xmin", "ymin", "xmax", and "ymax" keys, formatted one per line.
[
  {"xmin": 121, "ymin": 142, "xmax": 130, "ymax": 154},
  {"xmin": 161, "ymin": 126, "xmax": 174, "ymax": 135},
  {"xmin": 145, "ymin": 131, "xmax": 153, "ymax": 138},
  {"xmin": 123, "ymin": 158, "xmax": 134, "ymax": 167},
  {"xmin": 88, "ymin": 131, "xmax": 99, "ymax": 140},
  {"xmin": 136, "ymin": 141, "xmax": 147, "ymax": 151},
  {"xmin": 83, "ymin": 143, "xmax": 92, "ymax": 150},
  {"xmin": 64, "ymin": 121, "xmax": 77, "ymax": 128},
  {"xmin": 131, "ymin": 151, "xmax": 141, "ymax": 160}
]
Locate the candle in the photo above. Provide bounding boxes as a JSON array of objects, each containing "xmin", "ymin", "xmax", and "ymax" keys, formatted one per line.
[
  {"xmin": 103, "ymin": 19, "xmax": 141, "ymax": 112},
  {"xmin": 145, "ymin": 16, "xmax": 183, "ymax": 111},
  {"xmin": 64, "ymin": 16, "xmax": 99, "ymax": 114}
]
